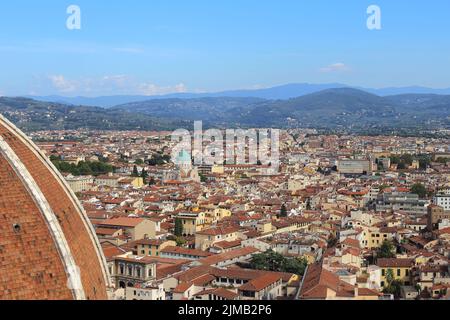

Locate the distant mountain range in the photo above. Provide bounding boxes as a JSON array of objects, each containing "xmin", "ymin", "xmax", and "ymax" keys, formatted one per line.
[
  {"xmin": 27, "ymin": 83, "xmax": 450, "ymax": 108},
  {"xmin": 1, "ymin": 87, "xmax": 448, "ymax": 134},
  {"xmin": 0, "ymin": 97, "xmax": 188, "ymax": 131},
  {"xmin": 112, "ymin": 88, "xmax": 450, "ymax": 131}
]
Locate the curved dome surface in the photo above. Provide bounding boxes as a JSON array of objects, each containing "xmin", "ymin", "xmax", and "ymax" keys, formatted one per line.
[{"xmin": 0, "ymin": 114, "xmax": 110, "ymax": 300}]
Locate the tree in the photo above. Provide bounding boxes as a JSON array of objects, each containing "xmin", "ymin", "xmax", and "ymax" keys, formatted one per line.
[
  {"xmin": 378, "ymin": 240, "xmax": 396, "ymax": 258},
  {"xmin": 175, "ymin": 237, "xmax": 186, "ymax": 247},
  {"xmin": 390, "ymin": 156, "xmax": 400, "ymax": 165},
  {"xmin": 327, "ymin": 235, "xmax": 338, "ymax": 248},
  {"xmin": 50, "ymin": 155, "xmax": 61, "ymax": 162},
  {"xmin": 279, "ymin": 204, "xmax": 288, "ymax": 218},
  {"xmin": 383, "ymin": 269, "xmax": 402, "ymax": 298},
  {"xmin": 419, "ymin": 156, "xmax": 432, "ymax": 169},
  {"xmin": 199, "ymin": 173, "xmax": 207, "ymax": 183},
  {"xmin": 167, "ymin": 234, "xmax": 186, "ymax": 247},
  {"xmin": 131, "ymin": 165, "xmax": 139, "ymax": 177},
  {"xmin": 411, "ymin": 183, "xmax": 427, "ymax": 198},
  {"xmin": 78, "ymin": 161, "xmax": 93, "ymax": 175},
  {"xmin": 174, "ymin": 218, "xmax": 183, "ymax": 237},
  {"xmin": 397, "ymin": 163, "xmax": 406, "ymax": 170},
  {"xmin": 400, "ymin": 154, "xmax": 414, "ymax": 166},
  {"xmin": 386, "ymin": 268, "xmax": 394, "ymax": 285},
  {"xmin": 249, "ymin": 250, "xmax": 308, "ymax": 276},
  {"xmin": 50, "ymin": 159, "xmax": 113, "ymax": 176},
  {"xmin": 148, "ymin": 153, "xmax": 171, "ymax": 166},
  {"xmin": 306, "ymin": 199, "xmax": 312, "ymax": 210},
  {"xmin": 140, "ymin": 169, "xmax": 148, "ymax": 184}
]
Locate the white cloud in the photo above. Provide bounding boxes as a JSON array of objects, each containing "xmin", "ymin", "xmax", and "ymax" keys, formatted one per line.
[
  {"xmin": 138, "ymin": 83, "xmax": 188, "ymax": 96},
  {"xmin": 319, "ymin": 62, "xmax": 350, "ymax": 73},
  {"xmin": 48, "ymin": 75, "xmax": 77, "ymax": 93},
  {"xmin": 46, "ymin": 74, "xmax": 187, "ymax": 96}
]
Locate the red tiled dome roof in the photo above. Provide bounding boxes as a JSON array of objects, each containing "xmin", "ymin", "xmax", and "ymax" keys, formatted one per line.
[{"xmin": 0, "ymin": 115, "xmax": 111, "ymax": 300}]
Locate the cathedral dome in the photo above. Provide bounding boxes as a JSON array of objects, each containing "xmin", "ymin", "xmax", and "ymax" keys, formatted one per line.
[{"xmin": 0, "ymin": 114, "xmax": 110, "ymax": 300}]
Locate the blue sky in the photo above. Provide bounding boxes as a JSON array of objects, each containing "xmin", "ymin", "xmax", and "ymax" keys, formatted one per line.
[{"xmin": 1, "ymin": 0, "xmax": 450, "ymax": 96}]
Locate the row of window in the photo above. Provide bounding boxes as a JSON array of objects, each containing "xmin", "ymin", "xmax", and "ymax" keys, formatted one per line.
[
  {"xmin": 118, "ymin": 264, "xmax": 154, "ymax": 278},
  {"xmin": 141, "ymin": 250, "xmax": 159, "ymax": 256},
  {"xmin": 381, "ymin": 268, "xmax": 410, "ymax": 277},
  {"xmin": 217, "ymin": 277, "xmax": 245, "ymax": 285}
]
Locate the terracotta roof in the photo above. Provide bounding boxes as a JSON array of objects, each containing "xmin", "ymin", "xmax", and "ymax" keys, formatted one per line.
[
  {"xmin": 173, "ymin": 281, "xmax": 194, "ymax": 294},
  {"xmin": 177, "ymin": 265, "xmax": 214, "ymax": 283},
  {"xmin": 198, "ymin": 247, "xmax": 259, "ymax": 266},
  {"xmin": 161, "ymin": 246, "xmax": 213, "ymax": 258},
  {"xmin": 238, "ymin": 273, "xmax": 282, "ymax": 292},
  {"xmin": 134, "ymin": 239, "xmax": 167, "ymax": 246},
  {"xmin": 211, "ymin": 240, "xmax": 242, "ymax": 249},
  {"xmin": 197, "ymin": 225, "xmax": 240, "ymax": 236},
  {"xmin": 358, "ymin": 288, "xmax": 382, "ymax": 296},
  {"xmin": 96, "ymin": 227, "xmax": 119, "ymax": 236},
  {"xmin": 341, "ymin": 238, "xmax": 361, "ymax": 249},
  {"xmin": 299, "ymin": 263, "xmax": 355, "ymax": 299},
  {"xmin": 194, "ymin": 288, "xmax": 239, "ymax": 300},
  {"xmin": 343, "ymin": 247, "xmax": 361, "ymax": 257},
  {"xmin": 192, "ymin": 274, "xmax": 216, "ymax": 286},
  {"xmin": 97, "ymin": 217, "xmax": 144, "ymax": 228},
  {"xmin": 211, "ymin": 267, "xmax": 294, "ymax": 282},
  {"xmin": 377, "ymin": 258, "xmax": 413, "ymax": 268},
  {"xmin": 102, "ymin": 244, "xmax": 128, "ymax": 259}
]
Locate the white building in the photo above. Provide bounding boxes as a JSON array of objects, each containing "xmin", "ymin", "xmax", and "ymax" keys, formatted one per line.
[
  {"xmin": 124, "ymin": 283, "xmax": 165, "ymax": 300},
  {"xmin": 434, "ymin": 194, "xmax": 450, "ymax": 211}
]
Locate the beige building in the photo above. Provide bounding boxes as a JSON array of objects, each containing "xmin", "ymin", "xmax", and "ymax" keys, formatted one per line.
[
  {"xmin": 360, "ymin": 226, "xmax": 396, "ymax": 249},
  {"xmin": 428, "ymin": 204, "xmax": 450, "ymax": 230},
  {"xmin": 337, "ymin": 159, "xmax": 373, "ymax": 174},
  {"xmin": 135, "ymin": 239, "xmax": 176, "ymax": 257},
  {"xmin": 112, "ymin": 254, "xmax": 157, "ymax": 289},
  {"xmin": 95, "ymin": 173, "xmax": 121, "ymax": 188},
  {"xmin": 377, "ymin": 258, "xmax": 413, "ymax": 288},
  {"xmin": 65, "ymin": 174, "xmax": 94, "ymax": 193},
  {"xmin": 195, "ymin": 226, "xmax": 240, "ymax": 250},
  {"xmin": 96, "ymin": 217, "xmax": 157, "ymax": 241},
  {"xmin": 177, "ymin": 211, "xmax": 207, "ymax": 236},
  {"xmin": 118, "ymin": 177, "xmax": 145, "ymax": 189}
]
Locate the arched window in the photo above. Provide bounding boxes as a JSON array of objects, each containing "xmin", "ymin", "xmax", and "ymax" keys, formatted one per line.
[
  {"xmin": 136, "ymin": 267, "xmax": 141, "ymax": 278},
  {"xmin": 128, "ymin": 266, "xmax": 133, "ymax": 276}
]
